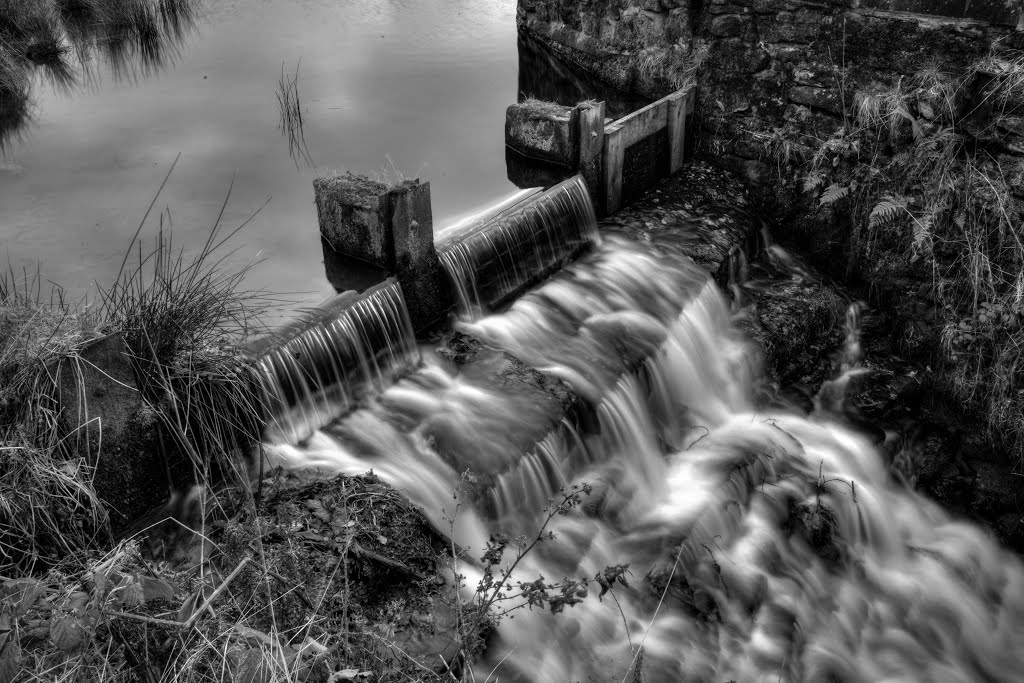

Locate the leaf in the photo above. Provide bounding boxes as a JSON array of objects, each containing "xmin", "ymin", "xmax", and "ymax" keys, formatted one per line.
[
  {"xmin": 176, "ymin": 590, "xmax": 201, "ymax": 623},
  {"xmin": 868, "ymin": 195, "xmax": 908, "ymax": 229},
  {"xmin": 120, "ymin": 581, "xmax": 145, "ymax": 609},
  {"xmin": 0, "ymin": 642, "xmax": 20, "ymax": 683},
  {"xmin": 66, "ymin": 591, "xmax": 90, "ymax": 614},
  {"xmin": 304, "ymin": 499, "xmax": 331, "ymax": 524},
  {"xmin": 234, "ymin": 648, "xmax": 272, "ymax": 683},
  {"xmin": 329, "ymin": 670, "xmax": 373, "ymax": 682},
  {"xmin": 819, "ymin": 183, "xmax": 851, "ymax": 207},
  {"xmin": 140, "ymin": 576, "xmax": 175, "ymax": 604},
  {"xmin": 3, "ymin": 579, "xmax": 43, "ymax": 618},
  {"xmin": 0, "ymin": 613, "xmax": 10, "ymax": 652},
  {"xmin": 50, "ymin": 615, "xmax": 87, "ymax": 654},
  {"xmin": 802, "ymin": 171, "xmax": 826, "ymax": 193}
]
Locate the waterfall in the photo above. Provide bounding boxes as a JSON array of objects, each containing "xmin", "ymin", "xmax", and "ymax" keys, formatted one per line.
[
  {"xmin": 437, "ymin": 174, "xmax": 599, "ymax": 319},
  {"xmin": 261, "ymin": 233, "xmax": 1024, "ymax": 681},
  {"xmin": 250, "ymin": 278, "xmax": 419, "ymax": 444}
]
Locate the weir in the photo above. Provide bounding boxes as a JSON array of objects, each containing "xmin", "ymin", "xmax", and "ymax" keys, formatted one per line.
[
  {"xmin": 437, "ymin": 175, "xmax": 600, "ymax": 318},
  {"xmin": 260, "ymin": 71, "xmax": 1024, "ymax": 683},
  {"xmin": 249, "ymin": 278, "xmax": 419, "ymax": 444}
]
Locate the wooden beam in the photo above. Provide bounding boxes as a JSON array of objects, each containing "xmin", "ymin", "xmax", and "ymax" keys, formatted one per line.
[
  {"xmin": 603, "ymin": 123, "xmax": 625, "ymax": 215},
  {"xmin": 667, "ymin": 91, "xmax": 687, "ymax": 174},
  {"xmin": 614, "ymin": 98, "xmax": 669, "ymax": 148}
]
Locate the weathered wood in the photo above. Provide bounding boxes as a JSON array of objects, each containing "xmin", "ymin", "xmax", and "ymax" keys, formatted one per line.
[
  {"xmin": 615, "ymin": 98, "xmax": 669, "ymax": 148},
  {"xmin": 684, "ymin": 83, "xmax": 696, "ymax": 115},
  {"xmin": 603, "ymin": 123, "xmax": 625, "ymax": 215},
  {"xmin": 575, "ymin": 100, "xmax": 606, "ymax": 206},
  {"xmin": 667, "ymin": 91, "xmax": 687, "ymax": 174}
]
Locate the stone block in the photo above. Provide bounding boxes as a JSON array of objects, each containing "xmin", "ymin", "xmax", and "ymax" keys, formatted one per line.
[
  {"xmin": 316, "ymin": 174, "xmax": 453, "ymax": 332},
  {"xmin": 789, "ymin": 85, "xmax": 844, "ymax": 115},
  {"xmin": 57, "ymin": 333, "xmax": 179, "ymax": 531},
  {"xmin": 314, "ymin": 175, "xmax": 391, "ymax": 269},
  {"xmin": 505, "ymin": 100, "xmax": 577, "ymax": 166},
  {"xmin": 710, "ymin": 14, "xmax": 745, "ymax": 37}
]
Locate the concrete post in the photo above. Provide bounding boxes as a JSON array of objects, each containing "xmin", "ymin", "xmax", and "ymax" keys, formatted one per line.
[
  {"xmin": 574, "ymin": 100, "xmax": 606, "ymax": 213},
  {"xmin": 315, "ymin": 174, "xmax": 451, "ymax": 332},
  {"xmin": 385, "ymin": 180, "xmax": 451, "ymax": 331}
]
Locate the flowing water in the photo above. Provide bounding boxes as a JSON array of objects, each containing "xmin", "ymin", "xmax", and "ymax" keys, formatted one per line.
[
  {"xmin": 250, "ymin": 279, "xmax": 419, "ymax": 445},
  {"xmin": 258, "ymin": 202, "xmax": 1024, "ymax": 680},
  {"xmin": 437, "ymin": 175, "xmax": 601, "ymax": 319}
]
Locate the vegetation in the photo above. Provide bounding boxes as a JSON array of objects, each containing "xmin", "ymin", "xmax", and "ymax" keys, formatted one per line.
[
  {"xmin": 793, "ymin": 48, "xmax": 1024, "ymax": 468},
  {"xmin": 0, "ymin": 0, "xmax": 202, "ymax": 151},
  {"xmin": 276, "ymin": 60, "xmax": 314, "ymax": 170},
  {"xmin": 0, "ymin": 164, "xmax": 627, "ymax": 679}
]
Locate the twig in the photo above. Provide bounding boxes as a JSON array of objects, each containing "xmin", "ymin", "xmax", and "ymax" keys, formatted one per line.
[
  {"xmin": 620, "ymin": 543, "xmax": 685, "ymax": 683},
  {"xmin": 103, "ymin": 610, "xmax": 183, "ymax": 628},
  {"xmin": 181, "ymin": 554, "xmax": 252, "ymax": 630}
]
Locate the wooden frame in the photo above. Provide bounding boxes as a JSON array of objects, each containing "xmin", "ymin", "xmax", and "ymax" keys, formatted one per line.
[{"xmin": 582, "ymin": 84, "xmax": 695, "ymax": 215}]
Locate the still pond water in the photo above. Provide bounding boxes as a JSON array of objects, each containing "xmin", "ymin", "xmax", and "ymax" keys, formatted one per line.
[{"xmin": 1, "ymin": 0, "xmax": 521, "ymax": 313}]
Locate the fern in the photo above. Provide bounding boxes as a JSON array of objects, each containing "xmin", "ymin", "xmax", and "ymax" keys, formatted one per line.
[
  {"xmin": 909, "ymin": 207, "xmax": 938, "ymax": 262},
  {"xmin": 819, "ymin": 183, "xmax": 851, "ymax": 207},
  {"xmin": 869, "ymin": 195, "xmax": 909, "ymax": 228},
  {"xmin": 803, "ymin": 171, "xmax": 826, "ymax": 194}
]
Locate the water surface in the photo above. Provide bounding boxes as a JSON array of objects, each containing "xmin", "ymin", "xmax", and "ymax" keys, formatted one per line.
[{"xmin": 1, "ymin": 0, "xmax": 519, "ymax": 311}]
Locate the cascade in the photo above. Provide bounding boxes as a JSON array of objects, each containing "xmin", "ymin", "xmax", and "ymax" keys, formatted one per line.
[
  {"xmin": 260, "ymin": 211, "xmax": 1024, "ymax": 681},
  {"xmin": 250, "ymin": 278, "xmax": 419, "ymax": 444},
  {"xmin": 437, "ymin": 174, "xmax": 600, "ymax": 319}
]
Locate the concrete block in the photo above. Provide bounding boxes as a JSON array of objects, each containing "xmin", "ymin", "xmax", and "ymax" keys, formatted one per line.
[
  {"xmin": 316, "ymin": 174, "xmax": 452, "ymax": 332},
  {"xmin": 314, "ymin": 174, "xmax": 391, "ymax": 268},
  {"xmin": 505, "ymin": 100, "xmax": 578, "ymax": 166}
]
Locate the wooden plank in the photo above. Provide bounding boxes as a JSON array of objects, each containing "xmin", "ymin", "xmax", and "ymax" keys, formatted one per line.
[
  {"xmin": 613, "ymin": 98, "xmax": 669, "ymax": 148},
  {"xmin": 683, "ymin": 83, "xmax": 696, "ymax": 115},
  {"xmin": 603, "ymin": 123, "xmax": 625, "ymax": 215},
  {"xmin": 667, "ymin": 91, "xmax": 687, "ymax": 174},
  {"xmin": 576, "ymin": 100, "xmax": 606, "ymax": 206}
]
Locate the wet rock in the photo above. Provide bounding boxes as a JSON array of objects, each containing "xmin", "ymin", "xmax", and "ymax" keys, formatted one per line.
[
  {"xmin": 599, "ymin": 162, "xmax": 758, "ymax": 276},
  {"xmin": 787, "ymin": 500, "xmax": 842, "ymax": 565},
  {"xmin": 742, "ymin": 279, "xmax": 848, "ymax": 400}
]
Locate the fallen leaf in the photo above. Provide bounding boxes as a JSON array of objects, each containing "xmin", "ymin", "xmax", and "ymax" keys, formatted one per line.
[{"xmin": 329, "ymin": 669, "xmax": 372, "ymax": 682}]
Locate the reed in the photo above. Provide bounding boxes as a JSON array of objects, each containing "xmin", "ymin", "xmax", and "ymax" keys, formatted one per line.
[{"xmin": 276, "ymin": 59, "xmax": 314, "ymax": 169}]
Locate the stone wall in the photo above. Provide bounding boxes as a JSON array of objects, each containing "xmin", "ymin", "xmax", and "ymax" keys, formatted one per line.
[{"xmin": 519, "ymin": 1, "xmax": 1019, "ymax": 186}]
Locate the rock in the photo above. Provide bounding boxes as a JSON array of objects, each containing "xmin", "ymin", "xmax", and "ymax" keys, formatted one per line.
[
  {"xmin": 57, "ymin": 333, "xmax": 182, "ymax": 531},
  {"xmin": 788, "ymin": 85, "xmax": 844, "ymax": 115},
  {"xmin": 710, "ymin": 14, "xmax": 744, "ymax": 37}
]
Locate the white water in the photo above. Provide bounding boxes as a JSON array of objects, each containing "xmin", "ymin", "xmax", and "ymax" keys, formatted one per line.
[{"xmin": 263, "ymin": 235, "xmax": 1024, "ymax": 682}]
